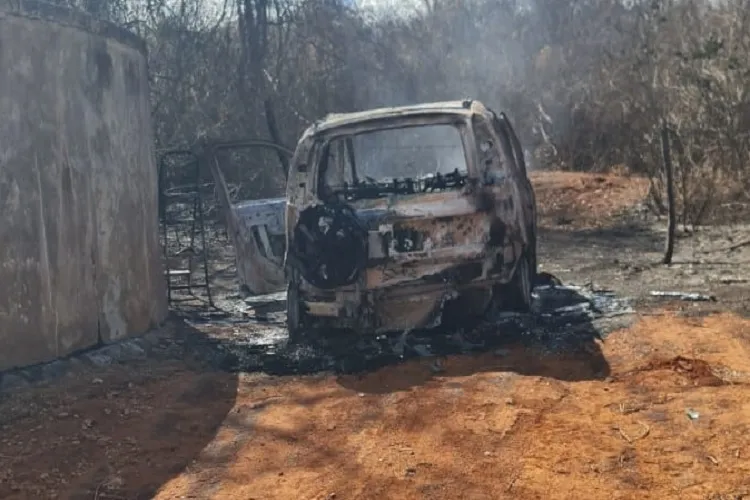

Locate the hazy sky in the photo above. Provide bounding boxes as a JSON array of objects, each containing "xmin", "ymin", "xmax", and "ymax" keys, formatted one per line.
[{"xmin": 353, "ymin": 0, "xmax": 424, "ymax": 17}]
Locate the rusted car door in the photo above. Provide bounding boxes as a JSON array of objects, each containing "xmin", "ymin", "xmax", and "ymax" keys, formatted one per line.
[
  {"xmin": 203, "ymin": 140, "xmax": 293, "ymax": 295},
  {"xmin": 491, "ymin": 111, "xmax": 537, "ymax": 273}
]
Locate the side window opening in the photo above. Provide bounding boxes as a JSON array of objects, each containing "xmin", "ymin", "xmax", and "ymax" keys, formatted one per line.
[
  {"xmin": 318, "ymin": 138, "xmax": 354, "ymax": 199},
  {"xmin": 288, "ymin": 143, "xmax": 313, "ymax": 203},
  {"xmin": 492, "ymin": 112, "xmax": 527, "ymax": 177},
  {"xmin": 251, "ymin": 224, "xmax": 285, "ymax": 262},
  {"xmin": 472, "ymin": 116, "xmax": 507, "ymax": 185},
  {"xmin": 251, "ymin": 225, "xmax": 269, "ymax": 259},
  {"xmin": 314, "ymin": 124, "xmax": 470, "ymax": 201}
]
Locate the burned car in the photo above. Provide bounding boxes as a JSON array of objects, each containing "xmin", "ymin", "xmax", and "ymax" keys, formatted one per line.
[{"xmin": 284, "ymin": 100, "xmax": 537, "ymax": 338}]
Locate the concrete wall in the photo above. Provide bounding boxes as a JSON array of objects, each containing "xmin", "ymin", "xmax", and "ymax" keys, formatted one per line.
[{"xmin": 0, "ymin": 0, "xmax": 168, "ymax": 371}]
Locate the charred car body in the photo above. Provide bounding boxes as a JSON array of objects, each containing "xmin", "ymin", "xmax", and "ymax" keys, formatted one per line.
[{"xmin": 283, "ymin": 100, "xmax": 537, "ymax": 338}]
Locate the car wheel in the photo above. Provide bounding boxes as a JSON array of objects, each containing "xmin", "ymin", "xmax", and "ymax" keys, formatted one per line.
[
  {"xmin": 286, "ymin": 279, "xmax": 307, "ymax": 343},
  {"xmin": 527, "ymin": 225, "xmax": 538, "ymax": 285},
  {"xmin": 494, "ymin": 254, "xmax": 533, "ymax": 313}
]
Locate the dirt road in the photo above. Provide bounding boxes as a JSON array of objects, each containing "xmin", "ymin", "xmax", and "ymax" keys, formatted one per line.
[{"xmin": 2, "ymin": 171, "xmax": 750, "ymax": 500}]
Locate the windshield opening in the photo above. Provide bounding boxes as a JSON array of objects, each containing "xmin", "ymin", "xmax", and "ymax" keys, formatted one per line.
[{"xmin": 318, "ymin": 123, "xmax": 469, "ymax": 201}]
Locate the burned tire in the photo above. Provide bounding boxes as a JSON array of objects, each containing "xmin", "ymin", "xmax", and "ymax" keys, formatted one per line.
[
  {"xmin": 286, "ymin": 278, "xmax": 307, "ymax": 344},
  {"xmin": 493, "ymin": 254, "xmax": 533, "ymax": 313},
  {"xmin": 528, "ymin": 228, "xmax": 538, "ymax": 283},
  {"xmin": 289, "ymin": 203, "xmax": 368, "ymax": 290}
]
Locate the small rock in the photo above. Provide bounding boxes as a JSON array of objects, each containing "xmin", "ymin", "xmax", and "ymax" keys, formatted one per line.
[
  {"xmin": 92, "ymin": 378, "xmax": 104, "ymax": 385},
  {"xmin": 99, "ymin": 344, "xmax": 126, "ymax": 360},
  {"xmin": 57, "ymin": 412, "xmax": 70, "ymax": 419},
  {"xmin": 119, "ymin": 342, "xmax": 146, "ymax": 359},
  {"xmin": 357, "ymin": 393, "xmax": 365, "ymax": 398},
  {"xmin": 41, "ymin": 361, "xmax": 69, "ymax": 379},
  {"xmin": 327, "ymin": 494, "xmax": 337, "ymax": 500},
  {"xmin": 505, "ymin": 398, "xmax": 514, "ymax": 405},
  {"xmin": 405, "ymin": 467, "xmax": 417, "ymax": 477},
  {"xmin": 429, "ymin": 359, "xmax": 444, "ymax": 374},
  {"xmin": 85, "ymin": 353, "xmax": 112, "ymax": 367},
  {"xmin": 104, "ymin": 476, "xmax": 124, "ymax": 489},
  {"xmin": 412, "ymin": 344, "xmax": 432, "ymax": 357},
  {"xmin": 484, "ymin": 451, "xmax": 493, "ymax": 457}
]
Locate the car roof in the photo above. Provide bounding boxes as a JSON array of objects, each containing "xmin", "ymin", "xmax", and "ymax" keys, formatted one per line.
[{"xmin": 308, "ymin": 99, "xmax": 489, "ymax": 135}]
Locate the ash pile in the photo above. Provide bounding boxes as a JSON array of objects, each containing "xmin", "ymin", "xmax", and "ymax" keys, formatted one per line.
[{"xmin": 186, "ymin": 279, "xmax": 634, "ymax": 376}]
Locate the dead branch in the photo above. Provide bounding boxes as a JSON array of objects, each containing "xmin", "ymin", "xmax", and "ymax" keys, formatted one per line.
[{"xmin": 701, "ymin": 238, "xmax": 750, "ymax": 253}]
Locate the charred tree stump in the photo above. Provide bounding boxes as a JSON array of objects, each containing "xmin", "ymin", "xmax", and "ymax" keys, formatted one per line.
[{"xmin": 661, "ymin": 121, "xmax": 676, "ymax": 265}]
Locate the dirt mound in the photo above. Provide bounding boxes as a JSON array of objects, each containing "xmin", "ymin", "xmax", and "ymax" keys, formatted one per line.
[{"xmin": 530, "ymin": 171, "xmax": 649, "ymax": 228}]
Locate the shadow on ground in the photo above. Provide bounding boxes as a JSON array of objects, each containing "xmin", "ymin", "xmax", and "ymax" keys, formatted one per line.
[{"xmin": 0, "ymin": 322, "xmax": 239, "ymax": 500}]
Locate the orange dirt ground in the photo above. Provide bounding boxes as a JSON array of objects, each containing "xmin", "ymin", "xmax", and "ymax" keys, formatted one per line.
[
  {"xmin": 3, "ymin": 312, "xmax": 750, "ymax": 500},
  {"xmin": 153, "ymin": 312, "xmax": 750, "ymax": 500},
  {"xmin": 530, "ymin": 170, "xmax": 650, "ymax": 228},
  {"xmin": 3, "ymin": 171, "xmax": 749, "ymax": 500}
]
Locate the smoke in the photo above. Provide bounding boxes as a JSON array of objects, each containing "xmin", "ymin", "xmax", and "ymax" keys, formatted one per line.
[{"xmin": 346, "ymin": 0, "xmax": 543, "ymax": 156}]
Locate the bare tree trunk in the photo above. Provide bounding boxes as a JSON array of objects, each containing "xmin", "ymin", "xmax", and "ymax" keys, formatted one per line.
[
  {"xmin": 238, "ymin": 0, "xmax": 288, "ymax": 180},
  {"xmin": 264, "ymin": 97, "xmax": 289, "ymax": 179},
  {"xmin": 661, "ymin": 120, "xmax": 676, "ymax": 265}
]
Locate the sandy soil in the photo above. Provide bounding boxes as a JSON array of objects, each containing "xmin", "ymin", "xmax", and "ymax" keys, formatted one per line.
[
  {"xmin": 154, "ymin": 312, "xmax": 750, "ymax": 500},
  {"xmin": 3, "ymin": 171, "xmax": 750, "ymax": 500}
]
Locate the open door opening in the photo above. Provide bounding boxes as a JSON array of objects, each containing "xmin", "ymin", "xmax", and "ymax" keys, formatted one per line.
[{"xmin": 158, "ymin": 139, "xmax": 292, "ymax": 312}]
